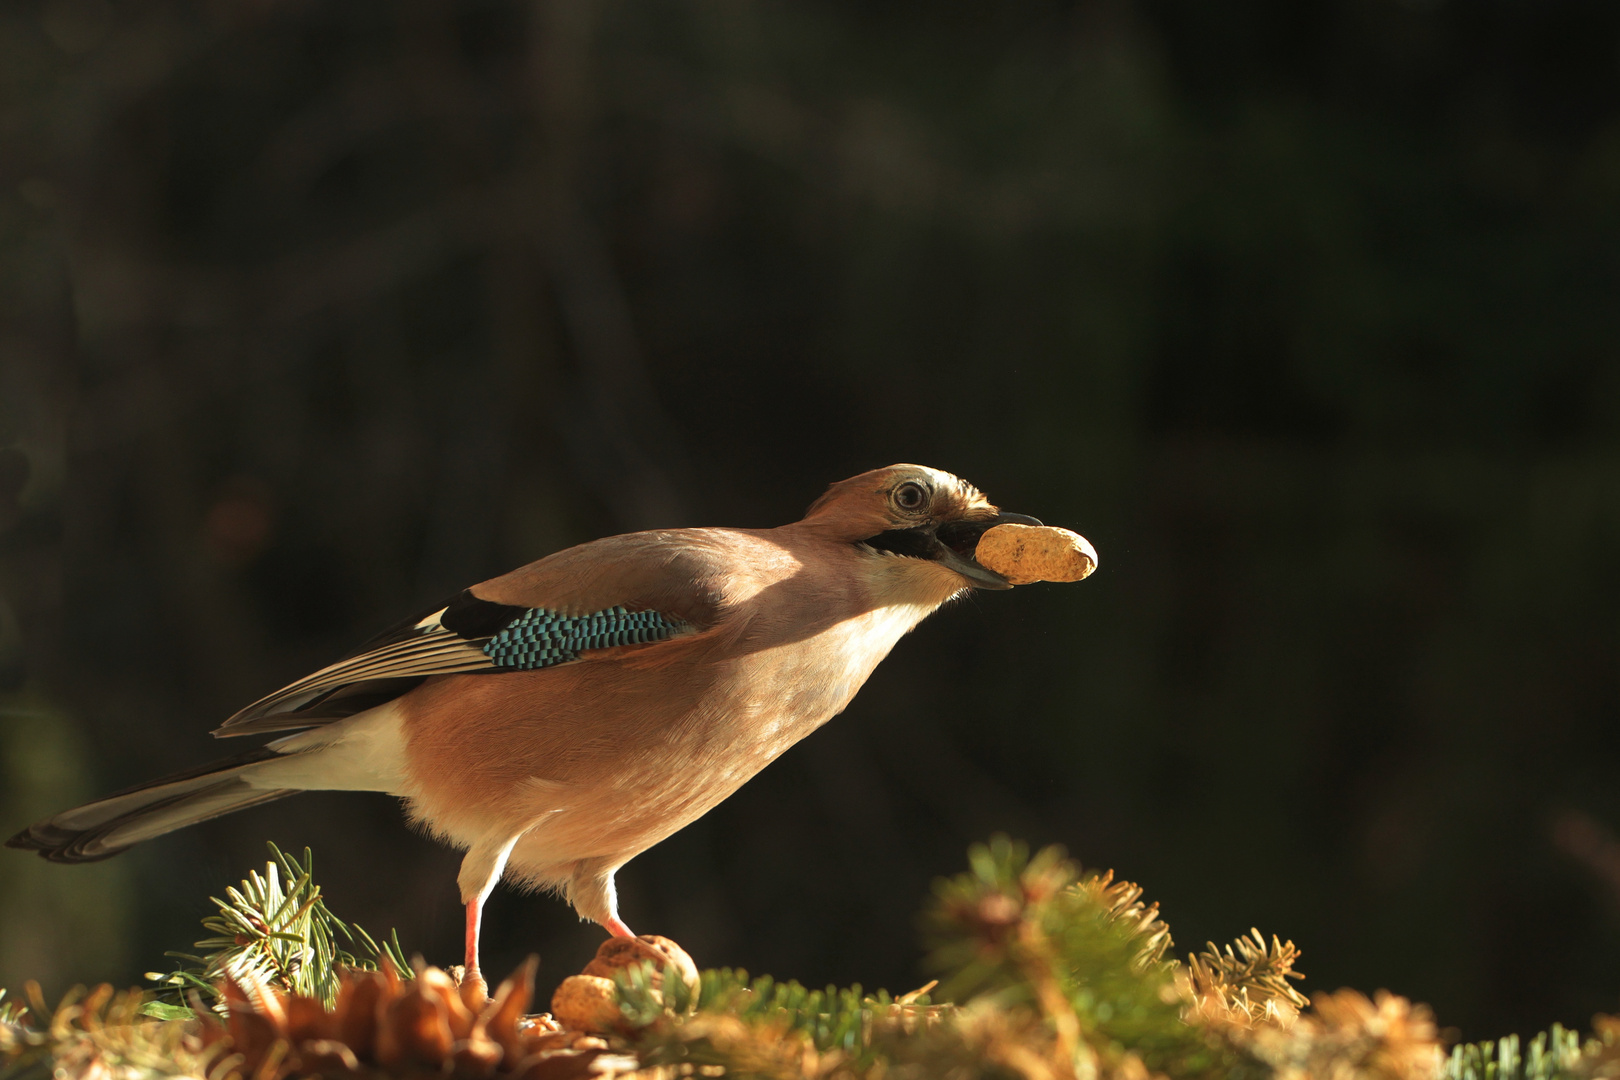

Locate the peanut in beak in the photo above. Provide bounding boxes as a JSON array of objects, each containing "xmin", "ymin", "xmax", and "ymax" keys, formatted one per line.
[{"xmin": 974, "ymin": 524, "xmax": 1098, "ymax": 585}]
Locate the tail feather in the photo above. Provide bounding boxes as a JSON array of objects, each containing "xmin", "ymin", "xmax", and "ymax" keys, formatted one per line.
[{"xmin": 6, "ymin": 747, "xmax": 301, "ymax": 863}]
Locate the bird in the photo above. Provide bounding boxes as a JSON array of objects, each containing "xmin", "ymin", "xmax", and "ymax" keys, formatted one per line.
[{"xmin": 9, "ymin": 463, "xmax": 1059, "ymax": 991}]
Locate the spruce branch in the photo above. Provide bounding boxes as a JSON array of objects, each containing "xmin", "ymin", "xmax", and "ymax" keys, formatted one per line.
[
  {"xmin": 1577, "ymin": 1015, "xmax": 1620, "ymax": 1080},
  {"xmin": 11, "ymin": 834, "xmax": 1620, "ymax": 1080},
  {"xmin": 921, "ymin": 835, "xmax": 1241, "ymax": 1080},
  {"xmin": 144, "ymin": 842, "xmax": 408, "ymax": 1017},
  {"xmin": 1443, "ymin": 1027, "xmax": 1590, "ymax": 1080},
  {"xmin": 1183, "ymin": 930, "xmax": 1309, "ymax": 1028},
  {"xmin": 0, "ymin": 982, "xmax": 222, "ymax": 1080},
  {"xmin": 1244, "ymin": 988, "xmax": 1444, "ymax": 1080},
  {"xmin": 1073, "ymin": 868, "xmax": 1176, "ymax": 971},
  {"xmin": 616, "ymin": 960, "xmax": 945, "ymax": 1078},
  {"xmin": 0, "ymin": 990, "xmax": 25, "ymax": 1029}
]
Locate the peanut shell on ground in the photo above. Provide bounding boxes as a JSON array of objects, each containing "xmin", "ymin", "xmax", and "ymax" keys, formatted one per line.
[
  {"xmin": 582, "ymin": 934, "xmax": 700, "ymax": 995},
  {"xmin": 551, "ymin": 975, "xmax": 623, "ymax": 1035}
]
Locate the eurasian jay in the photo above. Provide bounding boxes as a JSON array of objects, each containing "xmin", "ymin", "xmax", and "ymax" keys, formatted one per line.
[{"xmin": 9, "ymin": 464, "xmax": 1069, "ymax": 990}]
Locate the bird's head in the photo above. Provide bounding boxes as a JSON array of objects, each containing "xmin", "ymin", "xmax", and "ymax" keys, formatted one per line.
[{"xmin": 802, "ymin": 464, "xmax": 1039, "ymax": 591}]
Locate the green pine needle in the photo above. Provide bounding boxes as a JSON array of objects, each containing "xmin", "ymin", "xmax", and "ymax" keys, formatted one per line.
[
  {"xmin": 9, "ymin": 834, "xmax": 1620, "ymax": 1080},
  {"xmin": 0, "ymin": 990, "xmax": 23, "ymax": 1029},
  {"xmin": 142, "ymin": 841, "xmax": 409, "ymax": 1017},
  {"xmin": 1443, "ymin": 1028, "xmax": 1587, "ymax": 1080}
]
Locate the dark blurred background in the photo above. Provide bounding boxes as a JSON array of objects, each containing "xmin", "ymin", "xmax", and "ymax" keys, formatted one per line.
[{"xmin": 4, "ymin": 0, "xmax": 1620, "ymax": 1043}]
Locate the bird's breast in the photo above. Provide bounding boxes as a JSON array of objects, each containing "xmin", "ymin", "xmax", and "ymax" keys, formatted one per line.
[
  {"xmin": 720, "ymin": 599, "xmax": 942, "ymax": 756},
  {"xmin": 398, "ymin": 594, "xmax": 943, "ymax": 867}
]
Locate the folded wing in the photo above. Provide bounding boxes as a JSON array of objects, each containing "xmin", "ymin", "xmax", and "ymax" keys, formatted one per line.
[{"xmin": 215, "ymin": 532, "xmax": 729, "ymax": 738}]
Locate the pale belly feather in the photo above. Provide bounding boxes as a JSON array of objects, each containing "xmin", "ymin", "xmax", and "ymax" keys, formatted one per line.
[{"xmin": 500, "ymin": 600, "xmax": 940, "ymax": 883}]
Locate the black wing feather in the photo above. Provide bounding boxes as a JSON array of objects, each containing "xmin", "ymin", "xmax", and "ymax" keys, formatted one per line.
[{"xmin": 213, "ymin": 590, "xmax": 523, "ymax": 737}]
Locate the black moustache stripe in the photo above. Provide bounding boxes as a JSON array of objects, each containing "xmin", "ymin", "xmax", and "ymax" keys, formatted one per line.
[{"xmin": 861, "ymin": 526, "xmax": 937, "ymax": 559}]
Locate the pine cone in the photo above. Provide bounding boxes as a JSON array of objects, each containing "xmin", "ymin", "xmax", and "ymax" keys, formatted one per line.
[{"xmin": 199, "ymin": 958, "xmax": 610, "ymax": 1080}]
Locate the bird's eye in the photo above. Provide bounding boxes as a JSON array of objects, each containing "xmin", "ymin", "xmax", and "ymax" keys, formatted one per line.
[{"xmin": 893, "ymin": 481, "xmax": 928, "ymax": 512}]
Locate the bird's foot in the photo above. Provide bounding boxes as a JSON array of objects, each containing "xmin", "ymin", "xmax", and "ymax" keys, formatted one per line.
[{"xmin": 450, "ymin": 964, "xmax": 490, "ymax": 1009}]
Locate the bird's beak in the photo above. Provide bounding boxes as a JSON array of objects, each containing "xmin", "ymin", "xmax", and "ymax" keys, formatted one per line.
[{"xmin": 934, "ymin": 511, "xmax": 1043, "ymax": 591}]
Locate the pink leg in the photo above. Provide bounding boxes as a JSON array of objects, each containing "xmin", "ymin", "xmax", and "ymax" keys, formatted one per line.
[
  {"xmin": 464, "ymin": 900, "xmax": 487, "ymax": 989},
  {"xmin": 603, "ymin": 915, "xmax": 636, "ymax": 939}
]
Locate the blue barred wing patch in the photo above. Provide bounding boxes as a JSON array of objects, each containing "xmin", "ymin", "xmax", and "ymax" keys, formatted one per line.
[{"xmin": 482, "ymin": 605, "xmax": 685, "ymax": 670}]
